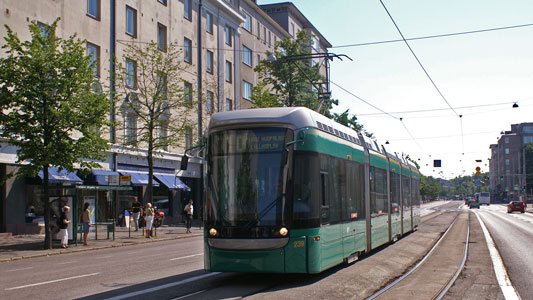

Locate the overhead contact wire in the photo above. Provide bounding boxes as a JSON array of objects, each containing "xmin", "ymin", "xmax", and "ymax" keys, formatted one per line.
[{"xmin": 379, "ymin": 0, "xmax": 460, "ymax": 118}]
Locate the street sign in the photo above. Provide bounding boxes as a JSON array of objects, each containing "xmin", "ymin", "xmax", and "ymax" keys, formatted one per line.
[{"xmin": 120, "ymin": 175, "xmax": 131, "ymax": 186}]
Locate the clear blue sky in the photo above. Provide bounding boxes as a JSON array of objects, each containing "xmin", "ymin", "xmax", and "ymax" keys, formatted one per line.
[{"xmin": 258, "ymin": 0, "xmax": 533, "ymax": 179}]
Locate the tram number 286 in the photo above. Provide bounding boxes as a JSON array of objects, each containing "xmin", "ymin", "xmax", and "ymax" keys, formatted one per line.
[{"xmin": 293, "ymin": 241, "xmax": 305, "ymax": 248}]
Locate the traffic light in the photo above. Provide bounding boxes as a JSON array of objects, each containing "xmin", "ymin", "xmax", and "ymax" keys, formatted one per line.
[{"xmin": 500, "ymin": 176, "xmax": 504, "ymax": 181}]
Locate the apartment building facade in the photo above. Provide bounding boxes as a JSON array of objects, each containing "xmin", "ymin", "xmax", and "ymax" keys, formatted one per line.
[
  {"xmin": 0, "ymin": 0, "xmax": 330, "ymax": 234},
  {"xmin": 489, "ymin": 122, "xmax": 533, "ymax": 202}
]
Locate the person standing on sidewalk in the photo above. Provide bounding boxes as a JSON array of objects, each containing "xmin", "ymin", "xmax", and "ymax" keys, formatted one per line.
[
  {"xmin": 144, "ymin": 203, "xmax": 154, "ymax": 238},
  {"xmin": 131, "ymin": 197, "xmax": 142, "ymax": 231},
  {"xmin": 184, "ymin": 200, "xmax": 193, "ymax": 233},
  {"xmin": 80, "ymin": 203, "xmax": 91, "ymax": 245},
  {"xmin": 59, "ymin": 206, "xmax": 71, "ymax": 248}
]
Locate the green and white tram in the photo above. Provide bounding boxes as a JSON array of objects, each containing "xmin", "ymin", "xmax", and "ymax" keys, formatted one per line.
[{"xmin": 203, "ymin": 107, "xmax": 421, "ymax": 273}]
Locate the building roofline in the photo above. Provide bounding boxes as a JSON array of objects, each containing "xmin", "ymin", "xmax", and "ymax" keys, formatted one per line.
[
  {"xmin": 242, "ymin": 0, "xmax": 291, "ymax": 39},
  {"xmin": 259, "ymin": 2, "xmax": 332, "ymax": 48}
]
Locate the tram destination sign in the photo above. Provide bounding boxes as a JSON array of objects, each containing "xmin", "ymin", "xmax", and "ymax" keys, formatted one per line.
[{"xmin": 217, "ymin": 131, "xmax": 286, "ymax": 153}]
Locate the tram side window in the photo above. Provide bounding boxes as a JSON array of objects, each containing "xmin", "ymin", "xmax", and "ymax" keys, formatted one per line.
[
  {"xmin": 319, "ymin": 154, "xmax": 330, "ymax": 224},
  {"xmin": 402, "ymin": 174, "xmax": 410, "ymax": 210},
  {"xmin": 328, "ymin": 157, "xmax": 342, "ymax": 223},
  {"xmin": 293, "ymin": 152, "xmax": 320, "ymax": 226},
  {"xmin": 370, "ymin": 167, "xmax": 388, "ymax": 217},
  {"xmin": 346, "ymin": 161, "xmax": 364, "ymax": 220},
  {"xmin": 390, "ymin": 171, "xmax": 401, "ymax": 214},
  {"xmin": 336, "ymin": 159, "xmax": 347, "ymax": 222}
]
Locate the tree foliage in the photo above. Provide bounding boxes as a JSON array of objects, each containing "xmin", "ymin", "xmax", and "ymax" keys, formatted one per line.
[
  {"xmin": 114, "ymin": 41, "xmax": 196, "ymax": 204},
  {"xmin": 0, "ymin": 19, "xmax": 111, "ymax": 248},
  {"xmin": 253, "ymin": 30, "xmax": 334, "ymax": 115}
]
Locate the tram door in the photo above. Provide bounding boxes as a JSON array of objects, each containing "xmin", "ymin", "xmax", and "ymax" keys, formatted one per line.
[
  {"xmin": 346, "ymin": 160, "xmax": 366, "ymax": 255},
  {"xmin": 402, "ymin": 170, "xmax": 412, "ymax": 234}
]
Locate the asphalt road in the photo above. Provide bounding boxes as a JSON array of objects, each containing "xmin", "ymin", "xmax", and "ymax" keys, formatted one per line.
[
  {"xmin": 477, "ymin": 203, "xmax": 533, "ymax": 299},
  {"xmin": 0, "ymin": 236, "xmax": 205, "ymax": 299},
  {"xmin": 1, "ymin": 201, "xmax": 525, "ymax": 300}
]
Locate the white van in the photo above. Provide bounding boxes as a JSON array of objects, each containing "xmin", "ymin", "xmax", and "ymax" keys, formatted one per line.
[{"xmin": 479, "ymin": 192, "xmax": 490, "ymax": 205}]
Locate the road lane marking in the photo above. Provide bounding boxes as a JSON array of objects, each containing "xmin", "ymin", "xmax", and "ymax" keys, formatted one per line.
[
  {"xmin": 5, "ymin": 267, "xmax": 33, "ymax": 272},
  {"xmin": 103, "ymin": 272, "xmax": 221, "ymax": 300},
  {"xmin": 5, "ymin": 272, "xmax": 99, "ymax": 291},
  {"xmin": 474, "ymin": 212, "xmax": 520, "ymax": 300},
  {"xmin": 58, "ymin": 260, "xmax": 78, "ymax": 265},
  {"xmin": 170, "ymin": 253, "xmax": 203, "ymax": 261},
  {"xmin": 171, "ymin": 289, "xmax": 208, "ymax": 300}
]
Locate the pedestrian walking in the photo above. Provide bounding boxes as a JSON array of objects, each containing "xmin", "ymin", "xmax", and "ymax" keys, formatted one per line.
[
  {"xmin": 131, "ymin": 197, "xmax": 142, "ymax": 231},
  {"xmin": 184, "ymin": 200, "xmax": 193, "ymax": 233},
  {"xmin": 144, "ymin": 203, "xmax": 154, "ymax": 238},
  {"xmin": 80, "ymin": 202, "xmax": 91, "ymax": 245},
  {"xmin": 59, "ymin": 205, "xmax": 71, "ymax": 248}
]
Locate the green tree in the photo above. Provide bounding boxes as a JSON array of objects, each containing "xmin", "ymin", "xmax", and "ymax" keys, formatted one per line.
[
  {"xmin": 114, "ymin": 41, "xmax": 196, "ymax": 205},
  {"xmin": 0, "ymin": 19, "xmax": 111, "ymax": 249},
  {"xmin": 253, "ymin": 30, "xmax": 335, "ymax": 115}
]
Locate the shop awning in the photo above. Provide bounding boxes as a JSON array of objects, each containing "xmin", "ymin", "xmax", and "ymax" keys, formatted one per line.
[
  {"xmin": 90, "ymin": 169, "xmax": 120, "ymax": 185},
  {"xmin": 154, "ymin": 174, "xmax": 191, "ymax": 191},
  {"xmin": 38, "ymin": 167, "xmax": 83, "ymax": 185},
  {"xmin": 119, "ymin": 171, "xmax": 159, "ymax": 187}
]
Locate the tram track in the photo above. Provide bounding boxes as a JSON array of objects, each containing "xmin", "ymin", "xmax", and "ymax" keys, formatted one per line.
[{"xmin": 366, "ymin": 211, "xmax": 470, "ymax": 300}]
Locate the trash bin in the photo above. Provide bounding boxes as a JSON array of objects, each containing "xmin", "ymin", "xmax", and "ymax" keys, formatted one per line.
[{"xmin": 106, "ymin": 219, "xmax": 115, "ymax": 240}]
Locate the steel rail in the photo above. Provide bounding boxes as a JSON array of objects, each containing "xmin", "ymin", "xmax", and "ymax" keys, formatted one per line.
[
  {"xmin": 365, "ymin": 212, "xmax": 462, "ymax": 300},
  {"xmin": 434, "ymin": 212, "xmax": 471, "ymax": 299}
]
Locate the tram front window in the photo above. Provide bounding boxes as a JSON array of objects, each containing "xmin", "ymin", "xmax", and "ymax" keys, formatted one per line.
[{"xmin": 207, "ymin": 127, "xmax": 293, "ymax": 238}]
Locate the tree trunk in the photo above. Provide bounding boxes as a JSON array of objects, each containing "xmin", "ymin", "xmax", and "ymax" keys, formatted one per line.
[
  {"xmin": 43, "ymin": 165, "xmax": 52, "ymax": 249},
  {"xmin": 148, "ymin": 139, "xmax": 154, "ymax": 206}
]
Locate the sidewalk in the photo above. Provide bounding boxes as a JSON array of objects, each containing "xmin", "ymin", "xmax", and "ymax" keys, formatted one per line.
[{"xmin": 0, "ymin": 223, "xmax": 203, "ymax": 262}]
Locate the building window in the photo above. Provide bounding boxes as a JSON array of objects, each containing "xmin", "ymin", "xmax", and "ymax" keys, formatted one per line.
[
  {"xmin": 268, "ymin": 31, "xmax": 271, "ymax": 46},
  {"xmin": 184, "ymin": 81, "xmax": 193, "ymax": 106},
  {"xmin": 274, "ymin": 36, "xmax": 277, "ymax": 45},
  {"xmin": 126, "ymin": 5, "xmax": 137, "ymax": 37},
  {"xmin": 243, "ymin": 81, "xmax": 252, "ymax": 100},
  {"xmin": 524, "ymin": 136, "xmax": 533, "ymax": 144},
  {"xmin": 290, "ymin": 22, "xmax": 295, "ymax": 37},
  {"xmin": 206, "ymin": 12, "xmax": 213, "ymax": 33},
  {"xmin": 206, "ymin": 50, "xmax": 213, "ymax": 73},
  {"xmin": 184, "ymin": 0, "xmax": 192, "ymax": 21},
  {"xmin": 37, "ymin": 22, "xmax": 49, "ymax": 37},
  {"xmin": 505, "ymin": 148, "xmax": 509, "ymax": 154},
  {"xmin": 126, "ymin": 59, "xmax": 137, "ymax": 89},
  {"xmin": 86, "ymin": 42, "xmax": 100, "ymax": 77},
  {"xmin": 226, "ymin": 98, "xmax": 233, "ymax": 111},
  {"xmin": 523, "ymin": 126, "xmax": 533, "ymax": 133},
  {"xmin": 157, "ymin": 23, "xmax": 167, "ymax": 51},
  {"xmin": 263, "ymin": 27, "xmax": 266, "ymax": 43},
  {"xmin": 243, "ymin": 11, "xmax": 251, "ymax": 32},
  {"xmin": 159, "ymin": 123, "xmax": 168, "ymax": 151},
  {"xmin": 125, "ymin": 112, "xmax": 137, "ymax": 146},
  {"xmin": 225, "ymin": 26, "xmax": 232, "ymax": 46},
  {"xmin": 505, "ymin": 159, "xmax": 510, "ymax": 166},
  {"xmin": 256, "ymin": 21, "xmax": 260, "ymax": 39},
  {"xmin": 206, "ymin": 90, "xmax": 214, "ymax": 114},
  {"xmin": 504, "ymin": 137, "xmax": 509, "ymax": 143},
  {"xmin": 157, "ymin": 0, "xmax": 167, "ymax": 5},
  {"xmin": 185, "ymin": 128, "xmax": 193, "ymax": 149},
  {"xmin": 242, "ymin": 45, "xmax": 252, "ymax": 66},
  {"xmin": 225, "ymin": 61, "xmax": 232, "ymax": 83},
  {"xmin": 157, "ymin": 74, "xmax": 167, "ymax": 98},
  {"xmin": 256, "ymin": 54, "xmax": 261, "ymax": 67},
  {"xmin": 87, "ymin": 0, "xmax": 100, "ymax": 20},
  {"xmin": 184, "ymin": 37, "xmax": 192, "ymax": 63}
]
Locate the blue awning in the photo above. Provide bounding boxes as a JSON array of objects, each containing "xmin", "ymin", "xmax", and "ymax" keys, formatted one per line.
[
  {"xmin": 38, "ymin": 167, "xmax": 83, "ymax": 185},
  {"xmin": 90, "ymin": 169, "xmax": 120, "ymax": 185},
  {"xmin": 154, "ymin": 174, "xmax": 191, "ymax": 191},
  {"xmin": 119, "ymin": 171, "xmax": 159, "ymax": 187}
]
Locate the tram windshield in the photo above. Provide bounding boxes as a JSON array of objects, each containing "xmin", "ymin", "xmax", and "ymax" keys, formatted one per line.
[{"xmin": 206, "ymin": 127, "xmax": 293, "ymax": 236}]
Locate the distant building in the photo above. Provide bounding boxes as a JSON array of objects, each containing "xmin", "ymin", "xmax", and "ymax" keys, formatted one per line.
[{"xmin": 489, "ymin": 123, "xmax": 533, "ymax": 202}]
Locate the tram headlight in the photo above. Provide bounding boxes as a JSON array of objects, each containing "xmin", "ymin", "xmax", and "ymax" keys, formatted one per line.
[
  {"xmin": 279, "ymin": 227, "xmax": 288, "ymax": 236},
  {"xmin": 209, "ymin": 228, "xmax": 218, "ymax": 237}
]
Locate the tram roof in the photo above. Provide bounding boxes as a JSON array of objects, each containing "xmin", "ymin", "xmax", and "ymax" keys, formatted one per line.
[{"xmin": 209, "ymin": 107, "xmax": 418, "ymax": 171}]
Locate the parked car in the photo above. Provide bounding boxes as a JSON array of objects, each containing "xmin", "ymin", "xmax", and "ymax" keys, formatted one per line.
[
  {"xmin": 507, "ymin": 201, "xmax": 525, "ymax": 213},
  {"xmin": 469, "ymin": 199, "xmax": 480, "ymax": 209}
]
